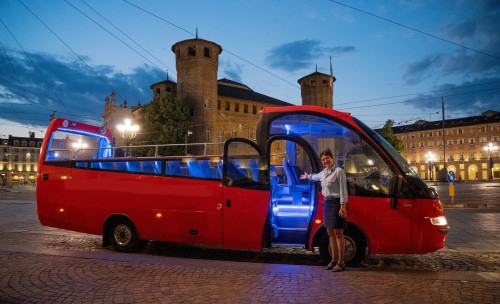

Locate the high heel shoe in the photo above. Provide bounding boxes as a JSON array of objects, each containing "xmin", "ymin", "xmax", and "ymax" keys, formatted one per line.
[
  {"xmin": 324, "ymin": 262, "xmax": 336, "ymax": 270},
  {"xmin": 332, "ymin": 263, "xmax": 345, "ymax": 272}
]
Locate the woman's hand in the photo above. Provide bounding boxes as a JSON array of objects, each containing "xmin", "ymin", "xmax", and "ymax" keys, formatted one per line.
[
  {"xmin": 300, "ymin": 173, "xmax": 309, "ymax": 180},
  {"xmin": 339, "ymin": 204, "xmax": 347, "ymax": 218}
]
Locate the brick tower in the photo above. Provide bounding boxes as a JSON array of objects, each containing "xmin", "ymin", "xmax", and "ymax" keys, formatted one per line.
[
  {"xmin": 298, "ymin": 71, "xmax": 336, "ymax": 109},
  {"xmin": 171, "ymin": 38, "xmax": 222, "ymax": 151}
]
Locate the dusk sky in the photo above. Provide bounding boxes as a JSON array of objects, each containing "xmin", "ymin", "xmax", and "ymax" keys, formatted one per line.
[{"xmin": 1, "ymin": 0, "xmax": 499, "ymax": 138}]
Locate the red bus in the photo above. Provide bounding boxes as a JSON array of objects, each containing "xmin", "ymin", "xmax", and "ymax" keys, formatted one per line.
[{"xmin": 36, "ymin": 106, "xmax": 449, "ymax": 265}]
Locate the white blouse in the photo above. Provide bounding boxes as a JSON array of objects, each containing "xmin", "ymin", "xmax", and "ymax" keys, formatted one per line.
[{"xmin": 309, "ymin": 166, "xmax": 348, "ymax": 204}]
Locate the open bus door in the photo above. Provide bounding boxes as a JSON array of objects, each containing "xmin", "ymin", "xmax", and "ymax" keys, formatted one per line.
[
  {"xmin": 265, "ymin": 135, "xmax": 321, "ymax": 247},
  {"xmin": 222, "ymin": 138, "xmax": 270, "ymax": 250}
]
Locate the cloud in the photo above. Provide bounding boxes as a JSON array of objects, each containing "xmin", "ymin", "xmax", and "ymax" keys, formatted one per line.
[
  {"xmin": 403, "ymin": 1, "xmax": 500, "ymax": 85},
  {"xmin": 0, "ymin": 48, "xmax": 164, "ymax": 130},
  {"xmin": 219, "ymin": 60, "xmax": 243, "ymax": 83},
  {"xmin": 404, "ymin": 78, "xmax": 500, "ymax": 116},
  {"xmin": 266, "ymin": 40, "xmax": 356, "ymax": 72}
]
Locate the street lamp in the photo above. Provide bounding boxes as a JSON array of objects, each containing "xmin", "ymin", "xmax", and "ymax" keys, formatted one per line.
[
  {"xmin": 72, "ymin": 139, "xmax": 88, "ymax": 150},
  {"xmin": 116, "ymin": 119, "xmax": 139, "ymax": 156},
  {"xmin": 425, "ymin": 151, "xmax": 436, "ymax": 181},
  {"xmin": 484, "ymin": 142, "xmax": 498, "ymax": 180}
]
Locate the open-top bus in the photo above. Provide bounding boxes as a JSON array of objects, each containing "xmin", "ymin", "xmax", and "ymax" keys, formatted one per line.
[{"xmin": 36, "ymin": 106, "xmax": 449, "ymax": 265}]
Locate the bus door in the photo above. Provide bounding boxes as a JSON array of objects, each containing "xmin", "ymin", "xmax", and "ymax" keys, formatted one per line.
[
  {"xmin": 222, "ymin": 138, "xmax": 270, "ymax": 250},
  {"xmin": 266, "ymin": 135, "xmax": 320, "ymax": 246}
]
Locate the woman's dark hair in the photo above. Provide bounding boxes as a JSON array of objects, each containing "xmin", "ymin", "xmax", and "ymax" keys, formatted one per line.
[{"xmin": 319, "ymin": 149, "xmax": 333, "ymax": 159}]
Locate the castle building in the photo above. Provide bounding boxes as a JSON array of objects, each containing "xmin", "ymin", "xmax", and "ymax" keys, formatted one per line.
[
  {"xmin": 102, "ymin": 37, "xmax": 336, "ymax": 155},
  {"xmin": 392, "ymin": 110, "xmax": 500, "ymax": 181},
  {"xmin": 0, "ymin": 133, "xmax": 43, "ymax": 186}
]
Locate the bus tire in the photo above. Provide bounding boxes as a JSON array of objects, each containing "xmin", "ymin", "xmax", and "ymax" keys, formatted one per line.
[
  {"xmin": 109, "ymin": 218, "xmax": 140, "ymax": 252},
  {"xmin": 318, "ymin": 226, "xmax": 367, "ymax": 267},
  {"xmin": 344, "ymin": 226, "xmax": 366, "ymax": 267}
]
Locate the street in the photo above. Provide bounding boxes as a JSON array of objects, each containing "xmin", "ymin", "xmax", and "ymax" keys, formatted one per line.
[
  {"xmin": 427, "ymin": 181, "xmax": 500, "ymax": 206},
  {"xmin": 0, "ymin": 185, "xmax": 499, "ymax": 303}
]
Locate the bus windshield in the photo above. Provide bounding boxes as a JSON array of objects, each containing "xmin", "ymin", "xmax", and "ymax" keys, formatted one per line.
[
  {"xmin": 269, "ymin": 114, "xmax": 397, "ymax": 197},
  {"xmin": 352, "ymin": 117, "xmax": 420, "ymax": 179}
]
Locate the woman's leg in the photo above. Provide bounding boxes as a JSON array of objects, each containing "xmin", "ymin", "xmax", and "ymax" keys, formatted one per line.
[
  {"xmin": 334, "ymin": 228, "xmax": 345, "ymax": 266},
  {"xmin": 327, "ymin": 227, "xmax": 338, "ymax": 265}
]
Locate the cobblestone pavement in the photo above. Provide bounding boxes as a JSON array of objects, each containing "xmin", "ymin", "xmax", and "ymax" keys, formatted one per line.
[{"xmin": 1, "ymin": 186, "xmax": 499, "ymax": 303}]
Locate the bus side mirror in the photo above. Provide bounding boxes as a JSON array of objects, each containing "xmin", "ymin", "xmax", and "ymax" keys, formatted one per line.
[{"xmin": 390, "ymin": 175, "xmax": 403, "ymax": 209}]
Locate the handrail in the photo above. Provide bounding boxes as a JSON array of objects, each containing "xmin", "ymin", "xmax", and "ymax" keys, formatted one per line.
[{"xmin": 62, "ymin": 142, "xmax": 227, "ymax": 160}]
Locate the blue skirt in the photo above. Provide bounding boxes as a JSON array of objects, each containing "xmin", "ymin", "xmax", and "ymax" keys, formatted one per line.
[{"xmin": 323, "ymin": 197, "xmax": 347, "ymax": 229}]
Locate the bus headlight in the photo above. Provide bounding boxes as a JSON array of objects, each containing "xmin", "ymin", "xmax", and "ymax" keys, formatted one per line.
[{"xmin": 430, "ymin": 216, "xmax": 447, "ymax": 226}]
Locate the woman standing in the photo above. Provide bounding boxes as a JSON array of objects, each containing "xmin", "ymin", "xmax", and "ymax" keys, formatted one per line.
[{"xmin": 300, "ymin": 149, "xmax": 348, "ymax": 272}]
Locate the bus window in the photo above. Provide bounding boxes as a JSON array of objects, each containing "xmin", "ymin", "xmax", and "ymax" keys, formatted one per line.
[
  {"xmin": 223, "ymin": 139, "xmax": 268, "ymax": 189},
  {"xmin": 269, "ymin": 114, "xmax": 395, "ymax": 197},
  {"xmin": 45, "ymin": 129, "xmax": 110, "ymax": 161}
]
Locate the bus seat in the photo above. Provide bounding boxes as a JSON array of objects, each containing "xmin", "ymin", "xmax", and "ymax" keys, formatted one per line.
[
  {"xmin": 187, "ymin": 160, "xmax": 204, "ymax": 178},
  {"xmin": 166, "ymin": 160, "xmax": 181, "ymax": 175},
  {"xmin": 127, "ymin": 161, "xmax": 141, "ymax": 172},
  {"xmin": 249, "ymin": 159, "xmax": 259, "ymax": 181},
  {"xmin": 154, "ymin": 161, "xmax": 162, "ymax": 174},
  {"xmin": 199, "ymin": 160, "xmax": 214, "ymax": 178},
  {"xmin": 282, "ymin": 159, "xmax": 294, "ymax": 186},
  {"xmin": 216, "ymin": 160, "xmax": 223, "ymax": 178}
]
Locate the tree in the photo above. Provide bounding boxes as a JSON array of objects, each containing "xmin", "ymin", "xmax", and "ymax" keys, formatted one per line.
[
  {"xmin": 377, "ymin": 120, "xmax": 405, "ymax": 153},
  {"xmin": 135, "ymin": 94, "xmax": 189, "ymax": 156}
]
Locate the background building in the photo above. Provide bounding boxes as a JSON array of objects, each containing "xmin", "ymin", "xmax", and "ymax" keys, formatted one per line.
[
  {"xmin": 393, "ymin": 110, "xmax": 500, "ymax": 181},
  {"xmin": 0, "ymin": 133, "xmax": 43, "ymax": 186},
  {"xmin": 103, "ymin": 37, "xmax": 336, "ymax": 155}
]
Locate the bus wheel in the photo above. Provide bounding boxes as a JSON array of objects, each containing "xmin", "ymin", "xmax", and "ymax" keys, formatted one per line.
[
  {"xmin": 318, "ymin": 227, "xmax": 367, "ymax": 267},
  {"xmin": 109, "ymin": 219, "xmax": 140, "ymax": 252},
  {"xmin": 344, "ymin": 226, "xmax": 366, "ymax": 266}
]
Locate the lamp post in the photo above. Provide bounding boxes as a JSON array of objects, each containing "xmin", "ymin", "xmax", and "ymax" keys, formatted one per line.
[
  {"xmin": 72, "ymin": 139, "xmax": 88, "ymax": 159},
  {"xmin": 425, "ymin": 151, "xmax": 436, "ymax": 182},
  {"xmin": 116, "ymin": 119, "xmax": 139, "ymax": 157},
  {"xmin": 484, "ymin": 142, "xmax": 498, "ymax": 180}
]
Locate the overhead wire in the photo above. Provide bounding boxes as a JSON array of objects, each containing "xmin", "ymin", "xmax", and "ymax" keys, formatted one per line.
[
  {"xmin": 79, "ymin": 0, "xmax": 175, "ymax": 78},
  {"xmin": 0, "ymin": 37, "xmax": 36, "ymax": 107},
  {"xmin": 17, "ymin": 0, "xmax": 127, "ymax": 102},
  {"xmin": 328, "ymin": 0, "xmax": 500, "ymax": 60},
  {"xmin": 64, "ymin": 0, "xmax": 174, "ymax": 78},
  {"xmin": 337, "ymin": 80, "xmax": 500, "ymax": 106},
  {"xmin": 0, "ymin": 17, "xmax": 72, "ymax": 116},
  {"xmin": 121, "ymin": 0, "xmax": 299, "ymax": 89},
  {"xmin": 336, "ymin": 87, "xmax": 500, "ymax": 111}
]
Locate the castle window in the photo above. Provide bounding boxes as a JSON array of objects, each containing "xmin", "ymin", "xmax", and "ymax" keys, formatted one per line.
[
  {"xmin": 190, "ymin": 108, "xmax": 194, "ymax": 116},
  {"xmin": 166, "ymin": 88, "xmax": 171, "ymax": 92},
  {"xmin": 204, "ymin": 47, "xmax": 210, "ymax": 57},
  {"xmin": 14, "ymin": 140, "xmax": 19, "ymax": 146},
  {"xmin": 218, "ymin": 131, "xmax": 223, "ymax": 143},
  {"xmin": 188, "ymin": 47, "xmax": 196, "ymax": 56},
  {"xmin": 252, "ymin": 105, "xmax": 257, "ymax": 115},
  {"xmin": 30, "ymin": 141, "xmax": 35, "ymax": 147},
  {"xmin": 248, "ymin": 132, "xmax": 253, "ymax": 140},
  {"xmin": 311, "ymin": 80, "xmax": 316, "ymax": 87},
  {"xmin": 225, "ymin": 101, "xmax": 230, "ymax": 111},
  {"xmin": 156, "ymin": 88, "xmax": 160, "ymax": 96},
  {"xmin": 218, "ymin": 100, "xmax": 221, "ymax": 110},
  {"xmin": 22, "ymin": 141, "xmax": 27, "ymax": 146},
  {"xmin": 231, "ymin": 131, "xmax": 237, "ymax": 138},
  {"xmin": 205, "ymin": 128, "xmax": 210, "ymax": 142},
  {"xmin": 244, "ymin": 104, "xmax": 248, "ymax": 113},
  {"xmin": 323, "ymin": 80, "xmax": 328, "ymax": 86},
  {"xmin": 235, "ymin": 103, "xmax": 239, "ymax": 112}
]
